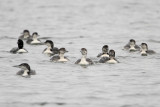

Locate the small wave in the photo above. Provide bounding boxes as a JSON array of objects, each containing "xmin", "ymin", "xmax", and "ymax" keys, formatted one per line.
[
  {"xmin": 55, "ymin": 102, "xmax": 66, "ymax": 105},
  {"xmin": 36, "ymin": 102, "xmax": 48, "ymax": 106},
  {"xmin": 0, "ymin": 36, "xmax": 16, "ymax": 40},
  {"xmin": 33, "ymin": 102, "xmax": 66, "ymax": 106},
  {"xmin": 120, "ymin": 93, "xmax": 147, "ymax": 97},
  {"xmin": 148, "ymin": 39, "xmax": 160, "ymax": 43},
  {"xmin": 0, "ymin": 50, "xmax": 10, "ymax": 53},
  {"xmin": 0, "ymin": 56, "xmax": 6, "ymax": 58},
  {"xmin": 121, "ymin": 104, "xmax": 137, "ymax": 107},
  {"xmin": 68, "ymin": 42, "xmax": 74, "ymax": 44},
  {"xmin": 109, "ymin": 74, "xmax": 120, "ymax": 76},
  {"xmin": 39, "ymin": 37, "xmax": 52, "ymax": 40}
]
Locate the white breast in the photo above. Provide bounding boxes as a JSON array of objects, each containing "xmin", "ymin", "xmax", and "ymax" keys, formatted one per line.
[
  {"xmin": 58, "ymin": 58, "xmax": 68, "ymax": 62},
  {"xmin": 79, "ymin": 58, "xmax": 89, "ymax": 65},
  {"xmin": 101, "ymin": 54, "xmax": 109, "ymax": 57},
  {"xmin": 22, "ymin": 70, "xmax": 29, "ymax": 77},
  {"xmin": 24, "ymin": 35, "xmax": 29, "ymax": 39},
  {"xmin": 129, "ymin": 46, "xmax": 136, "ymax": 51},
  {"xmin": 31, "ymin": 40, "xmax": 41, "ymax": 44},
  {"xmin": 17, "ymin": 49, "xmax": 27, "ymax": 53},
  {"xmin": 141, "ymin": 50, "xmax": 147, "ymax": 56},
  {"xmin": 141, "ymin": 50, "xmax": 147, "ymax": 54},
  {"xmin": 107, "ymin": 59, "xmax": 117, "ymax": 64},
  {"xmin": 44, "ymin": 49, "xmax": 53, "ymax": 54}
]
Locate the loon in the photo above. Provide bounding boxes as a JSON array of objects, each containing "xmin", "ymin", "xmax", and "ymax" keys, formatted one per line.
[
  {"xmin": 107, "ymin": 50, "xmax": 119, "ymax": 64},
  {"xmin": 140, "ymin": 43, "xmax": 156, "ymax": 56},
  {"xmin": 124, "ymin": 39, "xmax": 140, "ymax": 51},
  {"xmin": 19, "ymin": 30, "xmax": 31, "ymax": 40},
  {"xmin": 10, "ymin": 39, "xmax": 28, "ymax": 54},
  {"xmin": 99, "ymin": 50, "xmax": 119, "ymax": 64},
  {"xmin": 43, "ymin": 40, "xmax": 59, "ymax": 56},
  {"xmin": 13, "ymin": 63, "xmax": 36, "ymax": 77},
  {"xmin": 50, "ymin": 48, "xmax": 69, "ymax": 62},
  {"xmin": 26, "ymin": 32, "xmax": 43, "ymax": 45},
  {"xmin": 75, "ymin": 48, "xmax": 93, "ymax": 65},
  {"xmin": 97, "ymin": 45, "xmax": 109, "ymax": 58}
]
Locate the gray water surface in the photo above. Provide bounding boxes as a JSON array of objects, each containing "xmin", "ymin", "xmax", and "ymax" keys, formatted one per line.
[{"xmin": 0, "ymin": 0, "xmax": 160, "ymax": 107}]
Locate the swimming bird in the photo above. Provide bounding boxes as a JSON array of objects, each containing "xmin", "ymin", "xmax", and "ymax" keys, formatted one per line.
[
  {"xmin": 26, "ymin": 32, "xmax": 43, "ymax": 45},
  {"xmin": 13, "ymin": 63, "xmax": 36, "ymax": 77},
  {"xmin": 140, "ymin": 43, "xmax": 156, "ymax": 56},
  {"xmin": 10, "ymin": 39, "xmax": 28, "ymax": 54},
  {"xmin": 75, "ymin": 48, "xmax": 93, "ymax": 65},
  {"xmin": 43, "ymin": 40, "xmax": 59, "ymax": 56},
  {"xmin": 107, "ymin": 50, "xmax": 119, "ymax": 64},
  {"xmin": 97, "ymin": 45, "xmax": 109, "ymax": 58},
  {"xmin": 124, "ymin": 39, "xmax": 140, "ymax": 51},
  {"xmin": 99, "ymin": 50, "xmax": 119, "ymax": 64},
  {"xmin": 19, "ymin": 30, "xmax": 31, "ymax": 40},
  {"xmin": 50, "ymin": 48, "xmax": 69, "ymax": 62}
]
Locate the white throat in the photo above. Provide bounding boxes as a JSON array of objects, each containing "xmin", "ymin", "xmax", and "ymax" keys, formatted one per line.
[
  {"xmin": 60, "ymin": 53, "xmax": 64, "ymax": 59},
  {"xmin": 141, "ymin": 49, "xmax": 147, "ymax": 55},
  {"xmin": 24, "ymin": 35, "xmax": 29, "ymax": 38},
  {"xmin": 101, "ymin": 53, "xmax": 109, "ymax": 57},
  {"xmin": 17, "ymin": 49, "xmax": 27, "ymax": 53},
  {"xmin": 129, "ymin": 45, "xmax": 136, "ymax": 51},
  {"xmin": 22, "ymin": 70, "xmax": 29, "ymax": 77},
  {"xmin": 44, "ymin": 46, "xmax": 52, "ymax": 54},
  {"xmin": 108, "ymin": 57, "xmax": 117, "ymax": 64},
  {"xmin": 31, "ymin": 36, "xmax": 41, "ymax": 44},
  {"xmin": 79, "ymin": 55, "xmax": 89, "ymax": 65},
  {"xmin": 58, "ymin": 53, "xmax": 68, "ymax": 62}
]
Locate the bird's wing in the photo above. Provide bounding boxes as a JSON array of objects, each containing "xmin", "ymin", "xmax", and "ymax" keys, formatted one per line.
[
  {"xmin": 75, "ymin": 59, "xmax": 81, "ymax": 64},
  {"xmin": 64, "ymin": 56, "xmax": 70, "ymax": 61},
  {"xmin": 16, "ymin": 70, "xmax": 24, "ymax": 75},
  {"xmin": 97, "ymin": 53, "xmax": 103, "ymax": 57},
  {"xmin": 30, "ymin": 70, "xmax": 36, "ymax": 75},
  {"xmin": 50, "ymin": 56, "xmax": 60, "ymax": 61},
  {"xmin": 10, "ymin": 47, "xmax": 19, "ymax": 54},
  {"xmin": 124, "ymin": 44, "xmax": 130, "ymax": 49},
  {"xmin": 23, "ymin": 48, "xmax": 28, "ymax": 52},
  {"xmin": 147, "ymin": 50, "xmax": 156, "ymax": 54},
  {"xmin": 99, "ymin": 57, "xmax": 109, "ymax": 63},
  {"xmin": 52, "ymin": 47, "xmax": 59, "ymax": 54},
  {"xmin": 26, "ymin": 38, "xmax": 33, "ymax": 44},
  {"xmin": 135, "ymin": 45, "xmax": 140, "ymax": 50},
  {"xmin": 86, "ymin": 58, "xmax": 94, "ymax": 65},
  {"xmin": 114, "ymin": 58, "xmax": 120, "ymax": 63},
  {"xmin": 42, "ymin": 48, "xmax": 47, "ymax": 53}
]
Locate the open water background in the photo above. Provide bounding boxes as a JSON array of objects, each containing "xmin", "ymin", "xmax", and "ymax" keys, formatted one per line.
[{"xmin": 0, "ymin": 0, "xmax": 160, "ymax": 107}]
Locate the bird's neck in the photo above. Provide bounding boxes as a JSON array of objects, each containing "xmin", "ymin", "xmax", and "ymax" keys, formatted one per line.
[
  {"xmin": 109, "ymin": 56, "xmax": 114, "ymax": 60},
  {"xmin": 141, "ymin": 48, "xmax": 147, "ymax": 53},
  {"xmin": 47, "ymin": 46, "xmax": 52, "ymax": 50},
  {"xmin": 81, "ymin": 55, "xmax": 87, "ymax": 60},
  {"xmin": 103, "ymin": 52, "xmax": 107, "ymax": 54},
  {"xmin": 22, "ymin": 70, "xmax": 29, "ymax": 76},
  {"xmin": 33, "ymin": 36, "xmax": 38, "ymax": 41},
  {"xmin": 24, "ymin": 34, "xmax": 29, "ymax": 38},
  {"xmin": 59, "ymin": 53, "xmax": 65, "ymax": 59},
  {"xmin": 130, "ymin": 44, "xmax": 135, "ymax": 48}
]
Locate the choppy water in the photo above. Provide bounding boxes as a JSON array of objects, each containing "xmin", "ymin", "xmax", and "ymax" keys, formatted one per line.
[{"xmin": 0, "ymin": 0, "xmax": 160, "ymax": 107}]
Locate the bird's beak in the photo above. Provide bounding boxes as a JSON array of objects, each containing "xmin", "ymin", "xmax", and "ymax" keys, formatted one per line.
[
  {"xmin": 65, "ymin": 50, "xmax": 68, "ymax": 53},
  {"xmin": 13, "ymin": 65, "xmax": 20, "ymax": 68}
]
